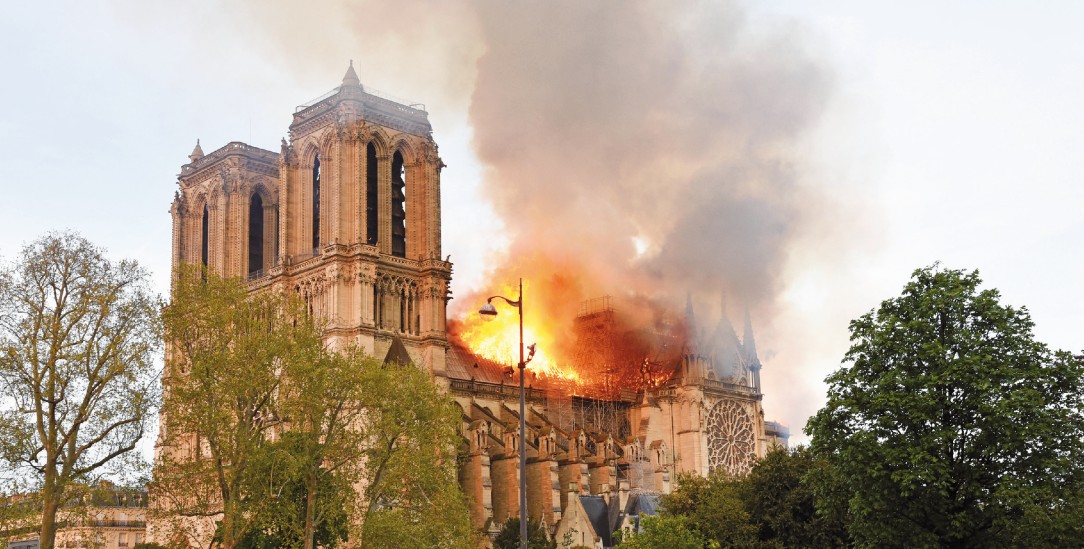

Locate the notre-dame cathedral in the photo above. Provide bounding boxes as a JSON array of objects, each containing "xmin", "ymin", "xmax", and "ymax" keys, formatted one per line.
[{"xmin": 159, "ymin": 64, "xmax": 787, "ymax": 547}]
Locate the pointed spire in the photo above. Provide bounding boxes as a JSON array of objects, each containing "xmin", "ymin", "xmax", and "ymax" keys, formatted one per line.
[
  {"xmin": 684, "ymin": 292, "xmax": 698, "ymax": 351},
  {"xmin": 684, "ymin": 292, "xmax": 695, "ymax": 326},
  {"xmin": 189, "ymin": 139, "xmax": 204, "ymax": 162},
  {"xmin": 342, "ymin": 59, "xmax": 361, "ymax": 88},
  {"xmin": 742, "ymin": 305, "xmax": 759, "ymax": 363}
]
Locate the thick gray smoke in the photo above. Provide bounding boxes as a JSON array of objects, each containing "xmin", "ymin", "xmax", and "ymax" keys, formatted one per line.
[{"xmin": 468, "ymin": 0, "xmax": 831, "ymax": 315}]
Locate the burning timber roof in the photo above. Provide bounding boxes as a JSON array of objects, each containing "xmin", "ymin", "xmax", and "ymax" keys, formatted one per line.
[{"xmin": 445, "ymin": 343, "xmax": 513, "ymax": 384}]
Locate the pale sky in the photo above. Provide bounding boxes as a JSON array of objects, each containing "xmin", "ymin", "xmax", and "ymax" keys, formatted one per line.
[{"xmin": 1, "ymin": 1, "xmax": 1081, "ymax": 444}]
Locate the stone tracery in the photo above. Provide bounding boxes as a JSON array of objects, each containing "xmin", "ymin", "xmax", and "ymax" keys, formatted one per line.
[{"xmin": 706, "ymin": 398, "xmax": 756, "ymax": 475}]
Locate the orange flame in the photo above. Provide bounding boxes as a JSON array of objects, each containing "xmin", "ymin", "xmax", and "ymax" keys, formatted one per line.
[
  {"xmin": 451, "ymin": 274, "xmax": 689, "ymax": 401},
  {"xmin": 454, "ymin": 282, "xmax": 580, "ymax": 382}
]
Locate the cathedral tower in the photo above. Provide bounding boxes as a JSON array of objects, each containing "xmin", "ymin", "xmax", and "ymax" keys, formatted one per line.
[{"xmin": 169, "ymin": 63, "xmax": 452, "ymax": 373}]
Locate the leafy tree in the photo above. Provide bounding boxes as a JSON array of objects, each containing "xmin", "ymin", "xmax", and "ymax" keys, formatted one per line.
[
  {"xmin": 153, "ymin": 268, "xmax": 323, "ymax": 549},
  {"xmin": 806, "ymin": 265, "xmax": 1084, "ymax": 547},
  {"xmin": 227, "ymin": 434, "xmax": 350, "ymax": 549},
  {"xmin": 654, "ymin": 449, "xmax": 847, "ymax": 548},
  {"xmin": 0, "ymin": 232, "xmax": 161, "ymax": 549},
  {"xmin": 493, "ymin": 517, "xmax": 551, "ymax": 549},
  {"xmin": 276, "ymin": 347, "xmax": 368, "ymax": 549},
  {"xmin": 618, "ymin": 515, "xmax": 707, "ymax": 549},
  {"xmin": 743, "ymin": 447, "xmax": 848, "ymax": 548},
  {"xmin": 154, "ymin": 268, "xmax": 474, "ymax": 548},
  {"xmin": 660, "ymin": 472, "xmax": 757, "ymax": 547},
  {"xmin": 355, "ymin": 359, "xmax": 476, "ymax": 548}
]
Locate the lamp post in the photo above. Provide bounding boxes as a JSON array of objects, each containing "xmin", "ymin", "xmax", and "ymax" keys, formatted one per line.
[{"xmin": 478, "ymin": 277, "xmax": 535, "ymax": 548}]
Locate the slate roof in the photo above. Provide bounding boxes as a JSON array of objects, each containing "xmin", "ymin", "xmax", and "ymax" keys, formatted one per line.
[
  {"xmin": 382, "ymin": 336, "xmax": 413, "ymax": 366},
  {"xmin": 579, "ymin": 495, "xmax": 613, "ymax": 547}
]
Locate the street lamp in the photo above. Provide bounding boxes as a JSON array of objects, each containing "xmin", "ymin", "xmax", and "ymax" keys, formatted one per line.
[{"xmin": 479, "ymin": 278, "xmax": 535, "ymax": 548}]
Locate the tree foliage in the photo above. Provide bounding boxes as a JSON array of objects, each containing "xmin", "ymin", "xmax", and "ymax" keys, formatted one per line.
[
  {"xmin": 154, "ymin": 267, "xmax": 474, "ymax": 549},
  {"xmin": 660, "ymin": 471, "xmax": 757, "ymax": 547},
  {"xmin": 0, "ymin": 232, "xmax": 161, "ymax": 549},
  {"xmin": 618, "ymin": 515, "xmax": 707, "ymax": 549},
  {"xmin": 493, "ymin": 517, "xmax": 551, "ymax": 549},
  {"xmin": 275, "ymin": 346, "xmax": 369, "ymax": 549},
  {"xmin": 743, "ymin": 447, "xmax": 848, "ymax": 548},
  {"xmin": 806, "ymin": 265, "xmax": 1084, "ymax": 547},
  {"xmin": 153, "ymin": 268, "xmax": 324, "ymax": 549},
  {"xmin": 227, "ymin": 433, "xmax": 350, "ymax": 549},
  {"xmin": 654, "ymin": 447, "xmax": 847, "ymax": 549},
  {"xmin": 355, "ymin": 359, "xmax": 476, "ymax": 548}
]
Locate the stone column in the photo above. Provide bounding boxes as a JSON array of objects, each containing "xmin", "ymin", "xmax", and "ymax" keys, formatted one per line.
[
  {"xmin": 460, "ymin": 420, "xmax": 494, "ymax": 531},
  {"xmin": 557, "ymin": 461, "xmax": 588, "ymax": 512},
  {"xmin": 170, "ymin": 200, "xmax": 183, "ymax": 289},
  {"xmin": 263, "ymin": 203, "xmax": 277, "ymax": 268}
]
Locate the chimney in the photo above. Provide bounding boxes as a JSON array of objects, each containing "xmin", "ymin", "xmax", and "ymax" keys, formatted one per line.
[{"xmin": 618, "ymin": 479, "xmax": 630, "ymax": 511}]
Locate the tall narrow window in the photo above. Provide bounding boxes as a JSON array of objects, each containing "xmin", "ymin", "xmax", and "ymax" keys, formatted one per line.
[
  {"xmin": 374, "ymin": 284, "xmax": 382, "ymax": 329},
  {"xmin": 201, "ymin": 205, "xmax": 209, "ymax": 269},
  {"xmin": 366, "ymin": 143, "xmax": 378, "ymax": 245},
  {"xmin": 312, "ymin": 154, "xmax": 321, "ymax": 253},
  {"xmin": 391, "ymin": 151, "xmax": 406, "ymax": 257},
  {"xmin": 248, "ymin": 193, "xmax": 264, "ymax": 275},
  {"xmin": 399, "ymin": 288, "xmax": 407, "ymax": 333}
]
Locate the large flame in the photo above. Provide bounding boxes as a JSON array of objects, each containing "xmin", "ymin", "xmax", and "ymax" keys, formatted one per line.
[
  {"xmin": 451, "ymin": 276, "xmax": 688, "ymax": 398},
  {"xmin": 453, "ymin": 282, "xmax": 579, "ymax": 382}
]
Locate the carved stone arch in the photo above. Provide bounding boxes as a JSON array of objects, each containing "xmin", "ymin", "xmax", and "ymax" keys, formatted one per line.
[
  {"xmin": 206, "ymin": 184, "xmax": 224, "ymax": 212},
  {"xmin": 366, "ymin": 128, "xmax": 392, "ymax": 157},
  {"xmin": 250, "ymin": 177, "xmax": 278, "ymax": 202},
  {"xmin": 389, "ymin": 136, "xmax": 421, "ymax": 165},
  {"xmin": 190, "ymin": 189, "xmax": 210, "ymax": 216},
  {"xmin": 319, "ymin": 130, "xmax": 337, "ymax": 154},
  {"xmin": 300, "ymin": 140, "xmax": 321, "ymax": 169}
]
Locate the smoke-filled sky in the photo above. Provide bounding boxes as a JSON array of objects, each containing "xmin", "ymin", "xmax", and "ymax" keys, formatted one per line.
[{"xmin": 1, "ymin": 1, "xmax": 1082, "ymax": 443}]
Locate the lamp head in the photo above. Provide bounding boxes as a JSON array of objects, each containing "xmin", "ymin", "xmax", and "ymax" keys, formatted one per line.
[{"xmin": 478, "ymin": 302, "xmax": 498, "ymax": 321}]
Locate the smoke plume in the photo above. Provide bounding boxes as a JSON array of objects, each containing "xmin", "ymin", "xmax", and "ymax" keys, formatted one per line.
[
  {"xmin": 115, "ymin": 0, "xmax": 837, "ymax": 429},
  {"xmin": 461, "ymin": 1, "xmax": 831, "ymax": 348}
]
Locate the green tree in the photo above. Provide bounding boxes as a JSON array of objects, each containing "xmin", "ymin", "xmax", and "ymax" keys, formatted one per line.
[
  {"xmin": 493, "ymin": 517, "xmax": 551, "ymax": 549},
  {"xmin": 153, "ymin": 268, "xmax": 323, "ymax": 549},
  {"xmin": 660, "ymin": 472, "xmax": 757, "ymax": 547},
  {"xmin": 228, "ymin": 433, "xmax": 350, "ymax": 549},
  {"xmin": 0, "ymin": 232, "xmax": 161, "ymax": 549},
  {"xmin": 806, "ymin": 265, "xmax": 1084, "ymax": 547},
  {"xmin": 743, "ymin": 447, "xmax": 848, "ymax": 548},
  {"xmin": 618, "ymin": 515, "xmax": 707, "ymax": 549},
  {"xmin": 355, "ymin": 359, "xmax": 476, "ymax": 548},
  {"xmin": 276, "ymin": 347, "xmax": 369, "ymax": 549}
]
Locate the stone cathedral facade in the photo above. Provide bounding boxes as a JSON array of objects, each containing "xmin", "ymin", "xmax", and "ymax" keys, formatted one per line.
[
  {"xmin": 168, "ymin": 62, "xmax": 452, "ymax": 373},
  {"xmin": 159, "ymin": 65, "xmax": 787, "ymax": 548}
]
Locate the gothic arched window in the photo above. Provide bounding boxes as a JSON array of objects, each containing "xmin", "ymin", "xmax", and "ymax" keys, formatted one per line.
[
  {"xmin": 366, "ymin": 143, "xmax": 378, "ymax": 245},
  {"xmin": 201, "ymin": 205, "xmax": 209, "ymax": 269},
  {"xmin": 312, "ymin": 153, "xmax": 321, "ymax": 253},
  {"xmin": 391, "ymin": 151, "xmax": 406, "ymax": 257},
  {"xmin": 248, "ymin": 193, "xmax": 264, "ymax": 275}
]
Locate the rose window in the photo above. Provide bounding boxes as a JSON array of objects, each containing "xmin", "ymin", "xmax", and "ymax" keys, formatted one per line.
[{"xmin": 706, "ymin": 399, "xmax": 756, "ymax": 475}]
